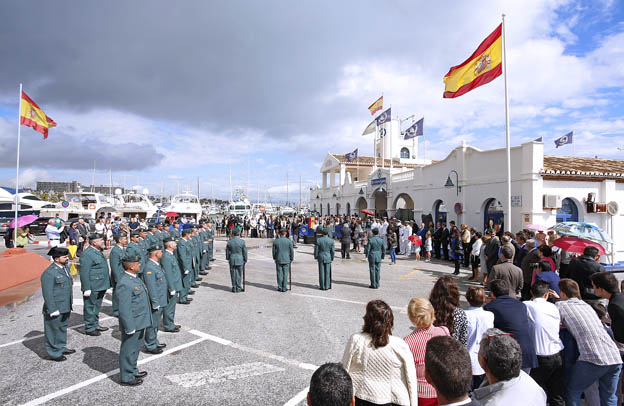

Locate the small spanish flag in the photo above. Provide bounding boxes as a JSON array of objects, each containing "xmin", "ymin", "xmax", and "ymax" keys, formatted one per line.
[
  {"xmin": 368, "ymin": 96, "xmax": 383, "ymax": 115},
  {"xmin": 443, "ymin": 24, "xmax": 502, "ymax": 98},
  {"xmin": 20, "ymin": 91, "xmax": 57, "ymax": 139}
]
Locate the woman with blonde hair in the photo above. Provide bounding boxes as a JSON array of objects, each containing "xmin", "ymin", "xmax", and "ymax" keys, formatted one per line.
[
  {"xmin": 342, "ymin": 300, "xmax": 418, "ymax": 406},
  {"xmin": 404, "ymin": 298, "xmax": 450, "ymax": 406}
]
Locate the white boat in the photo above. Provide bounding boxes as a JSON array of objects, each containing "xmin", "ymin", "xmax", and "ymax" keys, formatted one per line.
[
  {"xmin": 202, "ymin": 203, "xmax": 221, "ymax": 216},
  {"xmin": 17, "ymin": 193, "xmax": 57, "ymax": 210},
  {"xmin": 278, "ymin": 205, "xmax": 296, "ymax": 216},
  {"xmin": 163, "ymin": 192, "xmax": 202, "ymax": 220},
  {"xmin": 113, "ymin": 191, "xmax": 158, "ymax": 219},
  {"xmin": 44, "ymin": 191, "xmax": 118, "ymax": 220},
  {"xmin": 227, "ymin": 199, "xmax": 252, "ymax": 217}
]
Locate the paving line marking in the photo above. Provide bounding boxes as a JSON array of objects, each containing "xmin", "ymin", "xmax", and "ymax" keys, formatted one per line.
[
  {"xmin": 290, "ymin": 292, "xmax": 407, "ymax": 314},
  {"xmin": 20, "ymin": 336, "xmax": 208, "ymax": 406},
  {"xmin": 0, "ymin": 316, "xmax": 115, "ymax": 349},
  {"xmin": 188, "ymin": 329, "xmax": 319, "ymax": 371},
  {"xmin": 283, "ymin": 387, "xmax": 309, "ymax": 406},
  {"xmin": 165, "ymin": 362, "xmax": 285, "ymax": 388}
]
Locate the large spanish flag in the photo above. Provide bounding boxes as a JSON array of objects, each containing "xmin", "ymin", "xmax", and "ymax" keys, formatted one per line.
[
  {"xmin": 368, "ymin": 96, "xmax": 383, "ymax": 115},
  {"xmin": 20, "ymin": 91, "xmax": 57, "ymax": 139},
  {"xmin": 443, "ymin": 24, "xmax": 502, "ymax": 98}
]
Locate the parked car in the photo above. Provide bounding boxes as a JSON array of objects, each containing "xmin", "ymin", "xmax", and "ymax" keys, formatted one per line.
[
  {"xmin": 30, "ymin": 217, "xmax": 55, "ymax": 235},
  {"xmin": 0, "ymin": 217, "xmax": 13, "ymax": 235}
]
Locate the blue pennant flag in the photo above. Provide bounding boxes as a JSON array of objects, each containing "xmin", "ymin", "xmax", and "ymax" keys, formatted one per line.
[
  {"xmin": 554, "ymin": 131, "xmax": 573, "ymax": 148},
  {"xmin": 534, "ymin": 136, "xmax": 543, "ymax": 142},
  {"xmin": 345, "ymin": 148, "xmax": 358, "ymax": 162},
  {"xmin": 375, "ymin": 107, "xmax": 392, "ymax": 126},
  {"xmin": 404, "ymin": 117, "xmax": 424, "ymax": 140}
]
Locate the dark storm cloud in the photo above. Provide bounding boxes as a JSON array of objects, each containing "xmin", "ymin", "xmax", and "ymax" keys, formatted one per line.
[
  {"xmin": 0, "ymin": 1, "xmax": 427, "ymax": 138},
  {"xmin": 0, "ymin": 130, "xmax": 164, "ymax": 170}
]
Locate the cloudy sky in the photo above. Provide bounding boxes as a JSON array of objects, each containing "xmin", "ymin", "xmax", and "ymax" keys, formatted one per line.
[{"xmin": 0, "ymin": 0, "xmax": 622, "ymax": 202}]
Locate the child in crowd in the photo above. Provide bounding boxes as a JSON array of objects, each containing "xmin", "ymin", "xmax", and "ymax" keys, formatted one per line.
[{"xmin": 425, "ymin": 231, "xmax": 432, "ymax": 262}]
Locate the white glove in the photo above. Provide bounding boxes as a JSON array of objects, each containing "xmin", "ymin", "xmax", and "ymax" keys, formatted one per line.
[
  {"xmin": 153, "ymin": 306, "xmax": 160, "ymax": 310},
  {"xmin": 202, "ymin": 250, "xmax": 206, "ymax": 253},
  {"xmin": 49, "ymin": 310, "xmax": 60, "ymax": 317},
  {"xmin": 83, "ymin": 290, "xmax": 91, "ymax": 297},
  {"xmin": 127, "ymin": 329, "xmax": 136, "ymax": 335},
  {"xmin": 170, "ymin": 290, "xmax": 176, "ymax": 295},
  {"xmin": 184, "ymin": 270, "xmax": 189, "ymax": 274}
]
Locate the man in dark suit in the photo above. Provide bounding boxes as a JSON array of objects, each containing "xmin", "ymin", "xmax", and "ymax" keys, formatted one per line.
[
  {"xmin": 483, "ymin": 279, "xmax": 538, "ymax": 372},
  {"xmin": 433, "ymin": 222, "xmax": 443, "ymax": 259},
  {"xmin": 485, "ymin": 230, "xmax": 501, "ymax": 277},
  {"xmin": 520, "ymin": 240, "xmax": 540, "ymax": 301},
  {"xmin": 513, "ymin": 234, "xmax": 528, "ymax": 268},
  {"xmin": 441, "ymin": 223, "xmax": 450, "ymax": 261},
  {"xmin": 591, "ymin": 272, "xmax": 624, "ymax": 344},
  {"xmin": 569, "ymin": 246, "xmax": 605, "ymax": 300},
  {"xmin": 340, "ymin": 220, "xmax": 352, "ymax": 259}
]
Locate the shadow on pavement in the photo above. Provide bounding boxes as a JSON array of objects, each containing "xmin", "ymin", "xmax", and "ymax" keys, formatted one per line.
[
  {"xmin": 331, "ymin": 279, "xmax": 370, "ymax": 289},
  {"xmin": 82, "ymin": 346, "xmax": 119, "ymax": 380},
  {"xmin": 290, "ymin": 281, "xmax": 319, "ymax": 290},
  {"xmin": 201, "ymin": 282, "xmax": 232, "ymax": 292},
  {"xmin": 244, "ymin": 280, "xmax": 278, "ymax": 292},
  {"xmin": 22, "ymin": 333, "xmax": 48, "ymax": 360}
]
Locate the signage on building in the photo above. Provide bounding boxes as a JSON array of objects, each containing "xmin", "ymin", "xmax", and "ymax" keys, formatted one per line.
[
  {"xmin": 372, "ymin": 177, "xmax": 386, "ymax": 186},
  {"xmin": 523, "ymin": 213, "xmax": 531, "ymax": 223},
  {"xmin": 61, "ymin": 200, "xmax": 69, "ymax": 208},
  {"xmin": 511, "ymin": 195, "xmax": 522, "ymax": 207}
]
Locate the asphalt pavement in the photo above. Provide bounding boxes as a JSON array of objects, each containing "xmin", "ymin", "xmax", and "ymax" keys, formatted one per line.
[{"xmin": 0, "ymin": 237, "xmax": 479, "ymax": 405}]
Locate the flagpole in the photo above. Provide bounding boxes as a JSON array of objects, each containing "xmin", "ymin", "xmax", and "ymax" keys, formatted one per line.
[
  {"xmin": 390, "ymin": 117, "xmax": 393, "ymax": 169},
  {"xmin": 502, "ymin": 14, "xmax": 512, "ymax": 232},
  {"xmin": 14, "ymin": 83, "xmax": 22, "ymax": 245}
]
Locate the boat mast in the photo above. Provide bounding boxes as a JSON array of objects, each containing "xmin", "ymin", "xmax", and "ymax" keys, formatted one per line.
[
  {"xmin": 229, "ymin": 160, "xmax": 233, "ymax": 203},
  {"xmin": 299, "ymin": 174, "xmax": 301, "ymax": 211},
  {"xmin": 286, "ymin": 165, "xmax": 289, "ymax": 207},
  {"xmin": 91, "ymin": 160, "xmax": 96, "ymax": 192}
]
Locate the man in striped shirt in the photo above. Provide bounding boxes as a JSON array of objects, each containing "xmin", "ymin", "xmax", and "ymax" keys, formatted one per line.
[{"xmin": 555, "ymin": 279, "xmax": 622, "ymax": 406}]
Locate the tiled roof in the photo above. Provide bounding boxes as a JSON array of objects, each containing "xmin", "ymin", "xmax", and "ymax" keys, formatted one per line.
[
  {"xmin": 330, "ymin": 154, "xmax": 421, "ymax": 168},
  {"xmin": 542, "ymin": 155, "xmax": 624, "ymax": 180}
]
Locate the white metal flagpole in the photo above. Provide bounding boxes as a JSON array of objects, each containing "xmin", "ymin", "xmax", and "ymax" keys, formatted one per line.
[
  {"xmin": 14, "ymin": 83, "xmax": 23, "ymax": 245},
  {"xmin": 502, "ymin": 14, "xmax": 512, "ymax": 231}
]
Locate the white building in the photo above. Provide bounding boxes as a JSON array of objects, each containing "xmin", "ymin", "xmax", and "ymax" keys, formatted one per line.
[{"xmin": 310, "ymin": 123, "xmax": 624, "ymax": 262}]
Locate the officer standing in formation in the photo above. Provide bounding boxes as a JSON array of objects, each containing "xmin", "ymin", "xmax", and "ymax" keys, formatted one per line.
[
  {"xmin": 114, "ymin": 255, "xmax": 151, "ymax": 386},
  {"xmin": 126, "ymin": 231, "xmax": 145, "ymax": 268},
  {"xmin": 191, "ymin": 226, "xmax": 202, "ymax": 283},
  {"xmin": 314, "ymin": 229, "xmax": 334, "ymax": 290},
  {"xmin": 176, "ymin": 229, "xmax": 195, "ymax": 303},
  {"xmin": 206, "ymin": 222, "xmax": 215, "ymax": 265},
  {"xmin": 226, "ymin": 228, "xmax": 247, "ymax": 292},
  {"xmin": 365, "ymin": 228, "xmax": 385, "ymax": 289},
  {"xmin": 109, "ymin": 233, "xmax": 127, "ymax": 316},
  {"xmin": 161, "ymin": 237, "xmax": 184, "ymax": 328},
  {"xmin": 272, "ymin": 229, "xmax": 294, "ymax": 292},
  {"xmin": 200, "ymin": 222, "xmax": 213, "ymax": 273},
  {"xmin": 142, "ymin": 245, "xmax": 168, "ymax": 354},
  {"xmin": 79, "ymin": 233, "xmax": 111, "ymax": 336},
  {"xmin": 41, "ymin": 247, "xmax": 74, "ymax": 361}
]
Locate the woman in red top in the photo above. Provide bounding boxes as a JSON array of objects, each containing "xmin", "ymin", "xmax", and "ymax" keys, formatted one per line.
[{"xmin": 403, "ymin": 298, "xmax": 450, "ymax": 406}]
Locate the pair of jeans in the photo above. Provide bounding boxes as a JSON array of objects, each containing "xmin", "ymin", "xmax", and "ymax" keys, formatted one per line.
[
  {"xmin": 530, "ymin": 352, "xmax": 564, "ymax": 406},
  {"xmin": 565, "ymin": 361, "xmax": 622, "ymax": 406},
  {"xmin": 390, "ymin": 248, "xmax": 396, "ymax": 263}
]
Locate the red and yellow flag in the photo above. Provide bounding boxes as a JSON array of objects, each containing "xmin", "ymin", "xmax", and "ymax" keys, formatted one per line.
[
  {"xmin": 368, "ymin": 96, "xmax": 383, "ymax": 115},
  {"xmin": 443, "ymin": 24, "xmax": 502, "ymax": 98},
  {"xmin": 20, "ymin": 91, "xmax": 57, "ymax": 139}
]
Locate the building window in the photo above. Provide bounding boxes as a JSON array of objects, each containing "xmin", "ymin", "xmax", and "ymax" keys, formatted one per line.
[
  {"xmin": 557, "ymin": 198, "xmax": 579, "ymax": 223},
  {"xmin": 400, "ymin": 147, "xmax": 410, "ymax": 159}
]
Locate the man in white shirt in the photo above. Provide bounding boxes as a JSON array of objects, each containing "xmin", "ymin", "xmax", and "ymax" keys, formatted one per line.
[
  {"xmin": 524, "ymin": 281, "xmax": 564, "ymax": 406},
  {"xmin": 45, "ymin": 218, "xmax": 64, "ymax": 247},
  {"xmin": 404, "ymin": 222, "xmax": 413, "ymax": 256},
  {"xmin": 379, "ymin": 218, "xmax": 389, "ymax": 249},
  {"xmin": 464, "ymin": 286, "xmax": 494, "ymax": 389}
]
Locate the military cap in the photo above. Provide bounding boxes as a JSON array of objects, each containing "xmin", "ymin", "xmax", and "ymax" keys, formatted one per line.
[
  {"xmin": 131, "ymin": 230, "xmax": 140, "ymax": 237},
  {"xmin": 181, "ymin": 229, "xmax": 192, "ymax": 236},
  {"xmin": 114, "ymin": 233, "xmax": 127, "ymax": 242},
  {"xmin": 122, "ymin": 255, "xmax": 141, "ymax": 263},
  {"xmin": 88, "ymin": 232, "xmax": 103, "ymax": 241},
  {"xmin": 48, "ymin": 246, "xmax": 69, "ymax": 258},
  {"xmin": 148, "ymin": 224, "xmax": 157, "ymax": 230},
  {"xmin": 232, "ymin": 228, "xmax": 241, "ymax": 236},
  {"xmin": 147, "ymin": 245, "xmax": 162, "ymax": 252},
  {"xmin": 163, "ymin": 237, "xmax": 174, "ymax": 243}
]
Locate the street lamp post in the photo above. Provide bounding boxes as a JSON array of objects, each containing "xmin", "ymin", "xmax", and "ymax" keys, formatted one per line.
[{"xmin": 445, "ymin": 170, "xmax": 461, "ymax": 196}]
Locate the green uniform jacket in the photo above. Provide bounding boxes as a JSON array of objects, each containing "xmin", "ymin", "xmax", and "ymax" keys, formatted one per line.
[
  {"xmin": 114, "ymin": 273, "xmax": 152, "ymax": 334},
  {"xmin": 170, "ymin": 228, "xmax": 181, "ymax": 240},
  {"xmin": 126, "ymin": 242, "xmax": 145, "ymax": 269},
  {"xmin": 272, "ymin": 236, "xmax": 294, "ymax": 265},
  {"xmin": 146, "ymin": 232, "xmax": 159, "ymax": 248},
  {"xmin": 226, "ymin": 237, "xmax": 247, "ymax": 266},
  {"xmin": 41, "ymin": 263, "xmax": 73, "ymax": 315},
  {"xmin": 176, "ymin": 238, "xmax": 193, "ymax": 272},
  {"xmin": 142, "ymin": 259, "xmax": 168, "ymax": 310},
  {"xmin": 109, "ymin": 245, "xmax": 126, "ymax": 286},
  {"xmin": 366, "ymin": 236, "xmax": 386, "ymax": 262},
  {"xmin": 161, "ymin": 250, "xmax": 184, "ymax": 292},
  {"xmin": 314, "ymin": 235, "xmax": 335, "ymax": 263},
  {"xmin": 192, "ymin": 235, "xmax": 201, "ymax": 262},
  {"xmin": 79, "ymin": 246, "xmax": 112, "ymax": 292},
  {"xmin": 139, "ymin": 238, "xmax": 149, "ymax": 258}
]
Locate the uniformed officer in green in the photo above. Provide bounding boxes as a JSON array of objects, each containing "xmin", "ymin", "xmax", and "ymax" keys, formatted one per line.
[
  {"xmin": 199, "ymin": 223, "xmax": 211, "ymax": 274},
  {"xmin": 226, "ymin": 228, "xmax": 247, "ymax": 293},
  {"xmin": 161, "ymin": 237, "xmax": 184, "ymax": 330},
  {"xmin": 272, "ymin": 229, "xmax": 294, "ymax": 292},
  {"xmin": 170, "ymin": 222, "xmax": 181, "ymax": 240},
  {"xmin": 126, "ymin": 231, "xmax": 145, "ymax": 268},
  {"xmin": 314, "ymin": 229, "xmax": 334, "ymax": 290},
  {"xmin": 191, "ymin": 226, "xmax": 202, "ymax": 284},
  {"xmin": 146, "ymin": 225, "xmax": 159, "ymax": 247},
  {"xmin": 114, "ymin": 255, "xmax": 151, "ymax": 386},
  {"xmin": 176, "ymin": 229, "xmax": 195, "ymax": 302},
  {"xmin": 138, "ymin": 228, "xmax": 149, "ymax": 258},
  {"xmin": 365, "ymin": 228, "xmax": 385, "ymax": 289},
  {"xmin": 109, "ymin": 233, "xmax": 127, "ymax": 317},
  {"xmin": 80, "ymin": 233, "xmax": 112, "ymax": 336},
  {"xmin": 142, "ymin": 245, "xmax": 168, "ymax": 354},
  {"xmin": 205, "ymin": 222, "xmax": 215, "ymax": 267},
  {"xmin": 41, "ymin": 247, "xmax": 74, "ymax": 361}
]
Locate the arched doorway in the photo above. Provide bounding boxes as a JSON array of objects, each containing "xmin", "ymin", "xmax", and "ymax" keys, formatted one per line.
[
  {"xmin": 394, "ymin": 193, "xmax": 414, "ymax": 221},
  {"xmin": 336, "ymin": 203, "xmax": 341, "ymax": 216},
  {"xmin": 400, "ymin": 147, "xmax": 410, "ymax": 159},
  {"xmin": 356, "ymin": 197, "xmax": 367, "ymax": 217},
  {"xmin": 483, "ymin": 198, "xmax": 504, "ymax": 232},
  {"xmin": 346, "ymin": 202, "xmax": 351, "ymax": 216},
  {"xmin": 557, "ymin": 198, "xmax": 579, "ymax": 223},
  {"xmin": 434, "ymin": 200, "xmax": 447, "ymax": 225},
  {"xmin": 373, "ymin": 188, "xmax": 388, "ymax": 218}
]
